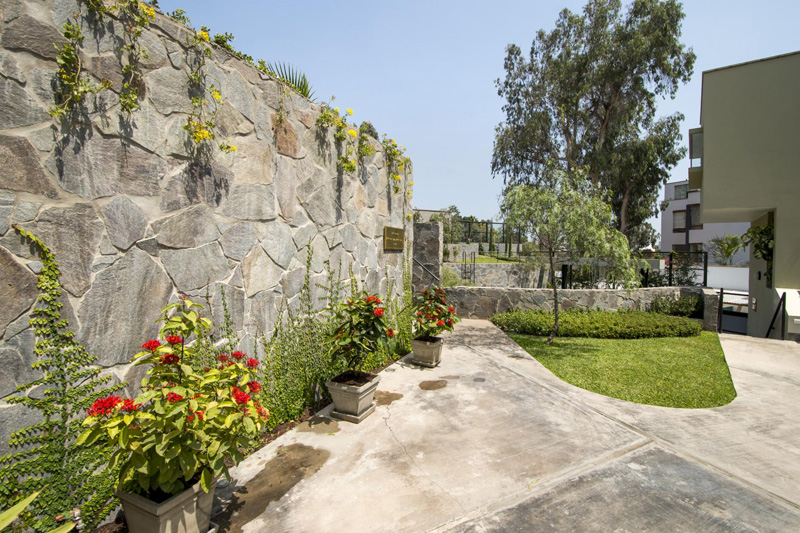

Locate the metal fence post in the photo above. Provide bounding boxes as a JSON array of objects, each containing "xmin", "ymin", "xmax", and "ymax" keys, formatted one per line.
[
  {"xmin": 703, "ymin": 252, "xmax": 709, "ymax": 287},
  {"xmin": 717, "ymin": 287, "xmax": 724, "ymax": 333},
  {"xmin": 561, "ymin": 264, "xmax": 568, "ymax": 289}
]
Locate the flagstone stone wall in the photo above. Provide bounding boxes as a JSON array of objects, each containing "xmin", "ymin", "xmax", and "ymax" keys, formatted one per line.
[
  {"xmin": 0, "ymin": 0, "xmax": 412, "ymax": 453},
  {"xmin": 448, "ymin": 286, "xmax": 719, "ymax": 330}
]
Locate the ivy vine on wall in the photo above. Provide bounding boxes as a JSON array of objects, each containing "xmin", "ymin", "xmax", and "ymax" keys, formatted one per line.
[{"xmin": 0, "ymin": 228, "xmax": 124, "ymax": 532}]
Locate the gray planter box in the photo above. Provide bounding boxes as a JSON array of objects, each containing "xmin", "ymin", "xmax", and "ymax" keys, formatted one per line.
[
  {"xmin": 326, "ymin": 373, "xmax": 380, "ymax": 423},
  {"xmin": 411, "ymin": 337, "xmax": 444, "ymax": 368},
  {"xmin": 117, "ymin": 478, "xmax": 217, "ymax": 533}
]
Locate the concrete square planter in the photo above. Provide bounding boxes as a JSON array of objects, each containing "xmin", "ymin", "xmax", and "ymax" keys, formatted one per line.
[
  {"xmin": 117, "ymin": 478, "xmax": 217, "ymax": 533},
  {"xmin": 411, "ymin": 336, "xmax": 444, "ymax": 368},
  {"xmin": 326, "ymin": 371, "xmax": 381, "ymax": 423}
]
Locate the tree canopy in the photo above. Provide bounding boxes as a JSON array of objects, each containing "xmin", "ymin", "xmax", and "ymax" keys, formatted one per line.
[
  {"xmin": 492, "ymin": 0, "xmax": 695, "ymax": 249},
  {"xmin": 502, "ymin": 167, "xmax": 638, "ymax": 343}
]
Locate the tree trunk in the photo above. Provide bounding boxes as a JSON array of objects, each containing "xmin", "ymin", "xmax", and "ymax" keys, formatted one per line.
[
  {"xmin": 547, "ymin": 250, "xmax": 558, "ymax": 345},
  {"xmin": 619, "ymin": 184, "xmax": 632, "ymax": 235}
]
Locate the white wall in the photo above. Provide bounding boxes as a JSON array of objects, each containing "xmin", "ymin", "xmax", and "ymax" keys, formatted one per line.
[{"xmin": 660, "ymin": 180, "xmax": 750, "ymax": 264}]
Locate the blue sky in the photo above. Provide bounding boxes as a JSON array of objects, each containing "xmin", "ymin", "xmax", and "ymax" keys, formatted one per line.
[{"xmin": 154, "ymin": 0, "xmax": 800, "ymax": 235}]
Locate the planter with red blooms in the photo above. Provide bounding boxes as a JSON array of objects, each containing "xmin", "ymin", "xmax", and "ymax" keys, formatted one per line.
[
  {"xmin": 79, "ymin": 299, "xmax": 268, "ymax": 533},
  {"xmin": 326, "ymin": 292, "xmax": 395, "ymax": 423},
  {"xmin": 410, "ymin": 288, "xmax": 461, "ymax": 368}
]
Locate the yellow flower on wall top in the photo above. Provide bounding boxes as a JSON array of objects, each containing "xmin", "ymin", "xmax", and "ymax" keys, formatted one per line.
[{"xmin": 347, "ymin": 129, "xmax": 358, "ymax": 138}]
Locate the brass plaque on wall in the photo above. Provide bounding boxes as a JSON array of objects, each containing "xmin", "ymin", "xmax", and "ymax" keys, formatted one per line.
[{"xmin": 383, "ymin": 227, "xmax": 405, "ymax": 252}]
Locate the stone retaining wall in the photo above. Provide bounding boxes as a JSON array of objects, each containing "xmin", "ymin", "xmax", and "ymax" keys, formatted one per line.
[
  {"xmin": 447, "ymin": 286, "xmax": 719, "ymax": 331},
  {"xmin": 444, "ymin": 262, "xmax": 548, "ymax": 288},
  {"xmin": 412, "ymin": 222, "xmax": 442, "ymax": 292},
  {"xmin": 0, "ymin": 1, "xmax": 412, "ymax": 452}
]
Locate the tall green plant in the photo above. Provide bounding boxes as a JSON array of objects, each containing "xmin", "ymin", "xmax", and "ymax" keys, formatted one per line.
[
  {"xmin": 257, "ymin": 60, "xmax": 315, "ymax": 100},
  {"xmin": 0, "ymin": 228, "xmax": 123, "ymax": 532},
  {"xmin": 258, "ymin": 249, "xmax": 344, "ymax": 429}
]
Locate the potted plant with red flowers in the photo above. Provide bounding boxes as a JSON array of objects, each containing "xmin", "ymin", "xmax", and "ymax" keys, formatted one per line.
[
  {"xmin": 326, "ymin": 292, "xmax": 395, "ymax": 423},
  {"xmin": 78, "ymin": 299, "xmax": 268, "ymax": 533},
  {"xmin": 411, "ymin": 288, "xmax": 461, "ymax": 367}
]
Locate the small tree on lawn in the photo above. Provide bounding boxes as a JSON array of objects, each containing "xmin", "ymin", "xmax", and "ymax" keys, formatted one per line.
[
  {"xmin": 708, "ymin": 234, "xmax": 743, "ymax": 266},
  {"xmin": 501, "ymin": 166, "xmax": 638, "ymax": 344}
]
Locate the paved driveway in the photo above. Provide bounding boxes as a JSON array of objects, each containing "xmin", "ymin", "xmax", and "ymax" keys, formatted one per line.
[{"xmin": 215, "ymin": 320, "xmax": 800, "ymax": 532}]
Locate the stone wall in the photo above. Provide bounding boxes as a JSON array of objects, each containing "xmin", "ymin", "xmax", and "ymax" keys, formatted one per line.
[
  {"xmin": 447, "ymin": 286, "xmax": 719, "ymax": 331},
  {"xmin": 412, "ymin": 222, "xmax": 442, "ymax": 292},
  {"xmin": 444, "ymin": 262, "xmax": 548, "ymax": 288},
  {"xmin": 0, "ymin": 1, "xmax": 412, "ymax": 452}
]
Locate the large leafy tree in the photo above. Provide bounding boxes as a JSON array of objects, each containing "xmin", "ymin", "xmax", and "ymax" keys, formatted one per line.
[
  {"xmin": 492, "ymin": 0, "xmax": 695, "ymax": 248},
  {"xmin": 502, "ymin": 167, "xmax": 638, "ymax": 344}
]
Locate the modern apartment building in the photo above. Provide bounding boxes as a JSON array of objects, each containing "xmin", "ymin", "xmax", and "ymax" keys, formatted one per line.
[
  {"xmin": 690, "ymin": 51, "xmax": 800, "ymax": 339},
  {"xmin": 660, "ymin": 180, "xmax": 749, "ymax": 263}
]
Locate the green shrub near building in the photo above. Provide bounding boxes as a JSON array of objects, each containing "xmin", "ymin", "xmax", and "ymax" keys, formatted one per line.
[{"xmin": 490, "ymin": 308, "xmax": 701, "ymax": 339}]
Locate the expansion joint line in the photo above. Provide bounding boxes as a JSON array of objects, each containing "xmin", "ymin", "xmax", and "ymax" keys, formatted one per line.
[{"xmin": 383, "ymin": 405, "xmax": 467, "ymax": 513}]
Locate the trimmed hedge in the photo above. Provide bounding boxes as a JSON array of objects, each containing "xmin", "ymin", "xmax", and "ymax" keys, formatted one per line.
[
  {"xmin": 648, "ymin": 294, "xmax": 703, "ymax": 318},
  {"xmin": 490, "ymin": 308, "xmax": 702, "ymax": 339}
]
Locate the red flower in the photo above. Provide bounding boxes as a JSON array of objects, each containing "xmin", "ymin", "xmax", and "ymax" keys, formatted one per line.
[
  {"xmin": 187, "ymin": 413, "xmax": 194, "ymax": 422},
  {"xmin": 347, "ymin": 300, "xmax": 353, "ymax": 306},
  {"xmin": 166, "ymin": 392, "xmax": 183, "ymax": 403},
  {"xmin": 386, "ymin": 329, "xmax": 395, "ymax": 337},
  {"xmin": 160, "ymin": 353, "xmax": 180, "ymax": 365},
  {"xmin": 232, "ymin": 387, "xmax": 251, "ymax": 405},
  {"xmin": 245, "ymin": 358, "xmax": 259, "ymax": 369},
  {"xmin": 121, "ymin": 399, "xmax": 140, "ymax": 412},
  {"xmin": 255, "ymin": 403, "xmax": 269, "ymax": 420},
  {"xmin": 203, "ymin": 367, "xmax": 210, "ymax": 373},
  {"xmin": 142, "ymin": 339, "xmax": 161, "ymax": 351},
  {"xmin": 448, "ymin": 306, "xmax": 455, "ymax": 313},
  {"xmin": 365, "ymin": 296, "xmax": 383, "ymax": 305},
  {"xmin": 166, "ymin": 335, "xmax": 183, "ymax": 345},
  {"xmin": 447, "ymin": 319, "xmax": 453, "ymax": 326},
  {"xmin": 196, "ymin": 410, "xmax": 204, "ymax": 420},
  {"xmin": 88, "ymin": 396, "xmax": 122, "ymax": 417},
  {"xmin": 218, "ymin": 354, "xmax": 230, "ymax": 363},
  {"xmin": 374, "ymin": 308, "xmax": 384, "ymax": 317},
  {"xmin": 437, "ymin": 320, "xmax": 445, "ymax": 327},
  {"xmin": 232, "ymin": 351, "xmax": 246, "ymax": 360},
  {"xmin": 248, "ymin": 381, "xmax": 262, "ymax": 394}
]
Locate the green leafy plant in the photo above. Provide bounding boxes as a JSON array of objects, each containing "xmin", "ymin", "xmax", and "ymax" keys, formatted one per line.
[
  {"xmin": 257, "ymin": 60, "xmax": 315, "ymax": 100},
  {"xmin": 412, "ymin": 288, "xmax": 462, "ymax": 339},
  {"xmin": 708, "ymin": 234, "xmax": 744, "ymax": 266},
  {"xmin": 743, "ymin": 222, "xmax": 774, "ymax": 284},
  {"xmin": 184, "ymin": 26, "xmax": 237, "ymax": 155},
  {"xmin": 0, "ymin": 228, "xmax": 122, "ymax": 532},
  {"xmin": 50, "ymin": 20, "xmax": 112, "ymax": 119},
  {"xmin": 491, "ymin": 308, "xmax": 701, "ymax": 339},
  {"xmin": 648, "ymin": 294, "xmax": 702, "ymax": 318},
  {"xmin": 78, "ymin": 298, "xmax": 268, "ymax": 496},
  {"xmin": 382, "ymin": 134, "xmax": 411, "ymax": 195},
  {"xmin": 167, "ymin": 8, "xmax": 191, "ymax": 25},
  {"xmin": 0, "ymin": 491, "xmax": 75, "ymax": 533},
  {"xmin": 114, "ymin": 0, "xmax": 156, "ymax": 113},
  {"xmin": 329, "ymin": 292, "xmax": 395, "ymax": 371}
]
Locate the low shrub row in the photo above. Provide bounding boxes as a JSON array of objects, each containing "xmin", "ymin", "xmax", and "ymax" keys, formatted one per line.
[
  {"xmin": 490, "ymin": 308, "xmax": 702, "ymax": 339},
  {"xmin": 648, "ymin": 294, "xmax": 703, "ymax": 318}
]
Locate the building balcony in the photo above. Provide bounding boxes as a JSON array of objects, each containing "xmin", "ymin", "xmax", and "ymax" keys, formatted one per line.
[{"xmin": 688, "ymin": 166, "xmax": 703, "ymax": 190}]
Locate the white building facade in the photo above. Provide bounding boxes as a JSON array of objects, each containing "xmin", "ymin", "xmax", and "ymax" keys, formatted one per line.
[{"xmin": 660, "ymin": 180, "xmax": 750, "ymax": 264}]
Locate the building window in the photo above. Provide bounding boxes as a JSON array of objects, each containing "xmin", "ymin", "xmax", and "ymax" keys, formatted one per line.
[
  {"xmin": 673, "ymin": 210, "xmax": 686, "ymax": 232},
  {"xmin": 672, "ymin": 243, "xmax": 703, "ymax": 253},
  {"xmin": 688, "ymin": 204, "xmax": 703, "ymax": 229},
  {"xmin": 674, "ymin": 184, "xmax": 688, "ymax": 200}
]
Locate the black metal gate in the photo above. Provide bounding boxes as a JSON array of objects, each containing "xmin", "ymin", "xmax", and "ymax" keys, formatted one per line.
[{"xmin": 716, "ymin": 288, "xmax": 748, "ymax": 335}]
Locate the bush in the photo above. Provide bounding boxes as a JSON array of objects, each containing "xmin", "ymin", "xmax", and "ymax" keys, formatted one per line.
[
  {"xmin": 648, "ymin": 294, "xmax": 702, "ymax": 318},
  {"xmin": 441, "ymin": 265, "xmax": 473, "ymax": 287},
  {"xmin": 490, "ymin": 308, "xmax": 701, "ymax": 339}
]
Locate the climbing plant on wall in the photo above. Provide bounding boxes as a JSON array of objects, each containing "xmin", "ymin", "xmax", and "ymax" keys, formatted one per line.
[{"xmin": 0, "ymin": 228, "xmax": 123, "ymax": 532}]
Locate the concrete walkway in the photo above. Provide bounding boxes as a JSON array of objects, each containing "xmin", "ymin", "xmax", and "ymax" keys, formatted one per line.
[{"xmin": 214, "ymin": 320, "xmax": 800, "ymax": 532}]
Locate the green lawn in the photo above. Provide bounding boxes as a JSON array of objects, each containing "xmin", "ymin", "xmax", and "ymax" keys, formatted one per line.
[{"xmin": 509, "ymin": 331, "xmax": 737, "ymax": 408}]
